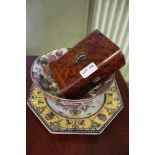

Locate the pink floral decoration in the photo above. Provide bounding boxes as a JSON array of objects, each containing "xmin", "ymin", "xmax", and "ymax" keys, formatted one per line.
[
  {"xmin": 56, "ymin": 50, "xmax": 63, "ymax": 57},
  {"xmin": 48, "ymin": 55, "xmax": 57, "ymax": 62},
  {"xmin": 43, "ymin": 54, "xmax": 58, "ymax": 75}
]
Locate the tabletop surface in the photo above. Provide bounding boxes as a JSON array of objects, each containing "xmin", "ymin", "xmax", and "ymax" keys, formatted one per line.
[{"xmin": 26, "ymin": 56, "xmax": 129, "ymax": 155}]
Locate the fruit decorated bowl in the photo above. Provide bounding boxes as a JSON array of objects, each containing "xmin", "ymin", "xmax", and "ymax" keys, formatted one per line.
[{"xmin": 31, "ymin": 48, "xmax": 114, "ymax": 118}]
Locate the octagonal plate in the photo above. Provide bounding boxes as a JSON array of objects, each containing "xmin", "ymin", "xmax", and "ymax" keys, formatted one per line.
[{"xmin": 27, "ymin": 79, "xmax": 123, "ymax": 135}]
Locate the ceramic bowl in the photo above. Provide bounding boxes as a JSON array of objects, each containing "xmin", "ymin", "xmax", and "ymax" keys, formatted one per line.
[{"xmin": 31, "ymin": 48, "xmax": 114, "ymax": 118}]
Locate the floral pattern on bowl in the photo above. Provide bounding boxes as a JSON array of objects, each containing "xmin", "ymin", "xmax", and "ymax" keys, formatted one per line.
[
  {"xmin": 31, "ymin": 48, "xmax": 114, "ymax": 98},
  {"xmin": 31, "ymin": 48, "xmax": 114, "ymax": 118}
]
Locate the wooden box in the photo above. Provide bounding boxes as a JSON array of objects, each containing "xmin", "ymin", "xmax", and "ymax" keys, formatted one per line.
[{"xmin": 50, "ymin": 30, "xmax": 125, "ymax": 98}]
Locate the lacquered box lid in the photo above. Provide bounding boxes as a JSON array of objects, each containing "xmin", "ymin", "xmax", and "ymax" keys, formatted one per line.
[{"xmin": 50, "ymin": 30, "xmax": 125, "ymax": 98}]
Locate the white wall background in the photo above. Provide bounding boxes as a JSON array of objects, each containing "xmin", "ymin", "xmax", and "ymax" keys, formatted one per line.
[{"xmin": 27, "ymin": 0, "xmax": 90, "ymax": 55}]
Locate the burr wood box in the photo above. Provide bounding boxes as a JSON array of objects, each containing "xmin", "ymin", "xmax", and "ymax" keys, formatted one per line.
[{"xmin": 49, "ymin": 30, "xmax": 125, "ymax": 98}]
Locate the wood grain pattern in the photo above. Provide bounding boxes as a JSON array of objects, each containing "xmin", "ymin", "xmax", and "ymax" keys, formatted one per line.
[
  {"xmin": 50, "ymin": 30, "xmax": 125, "ymax": 98},
  {"xmin": 26, "ymin": 56, "xmax": 129, "ymax": 155}
]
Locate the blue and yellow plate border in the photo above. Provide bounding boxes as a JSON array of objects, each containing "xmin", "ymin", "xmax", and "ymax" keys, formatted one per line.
[{"xmin": 27, "ymin": 79, "xmax": 123, "ymax": 135}]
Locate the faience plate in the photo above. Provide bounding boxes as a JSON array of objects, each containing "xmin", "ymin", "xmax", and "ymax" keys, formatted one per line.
[{"xmin": 27, "ymin": 79, "xmax": 123, "ymax": 135}]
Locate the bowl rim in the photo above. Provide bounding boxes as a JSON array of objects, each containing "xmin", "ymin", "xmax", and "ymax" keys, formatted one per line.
[{"xmin": 30, "ymin": 50, "xmax": 114, "ymax": 102}]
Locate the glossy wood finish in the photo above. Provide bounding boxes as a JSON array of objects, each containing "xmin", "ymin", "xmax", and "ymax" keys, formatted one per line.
[
  {"xmin": 50, "ymin": 30, "xmax": 125, "ymax": 98},
  {"xmin": 26, "ymin": 56, "xmax": 129, "ymax": 155}
]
